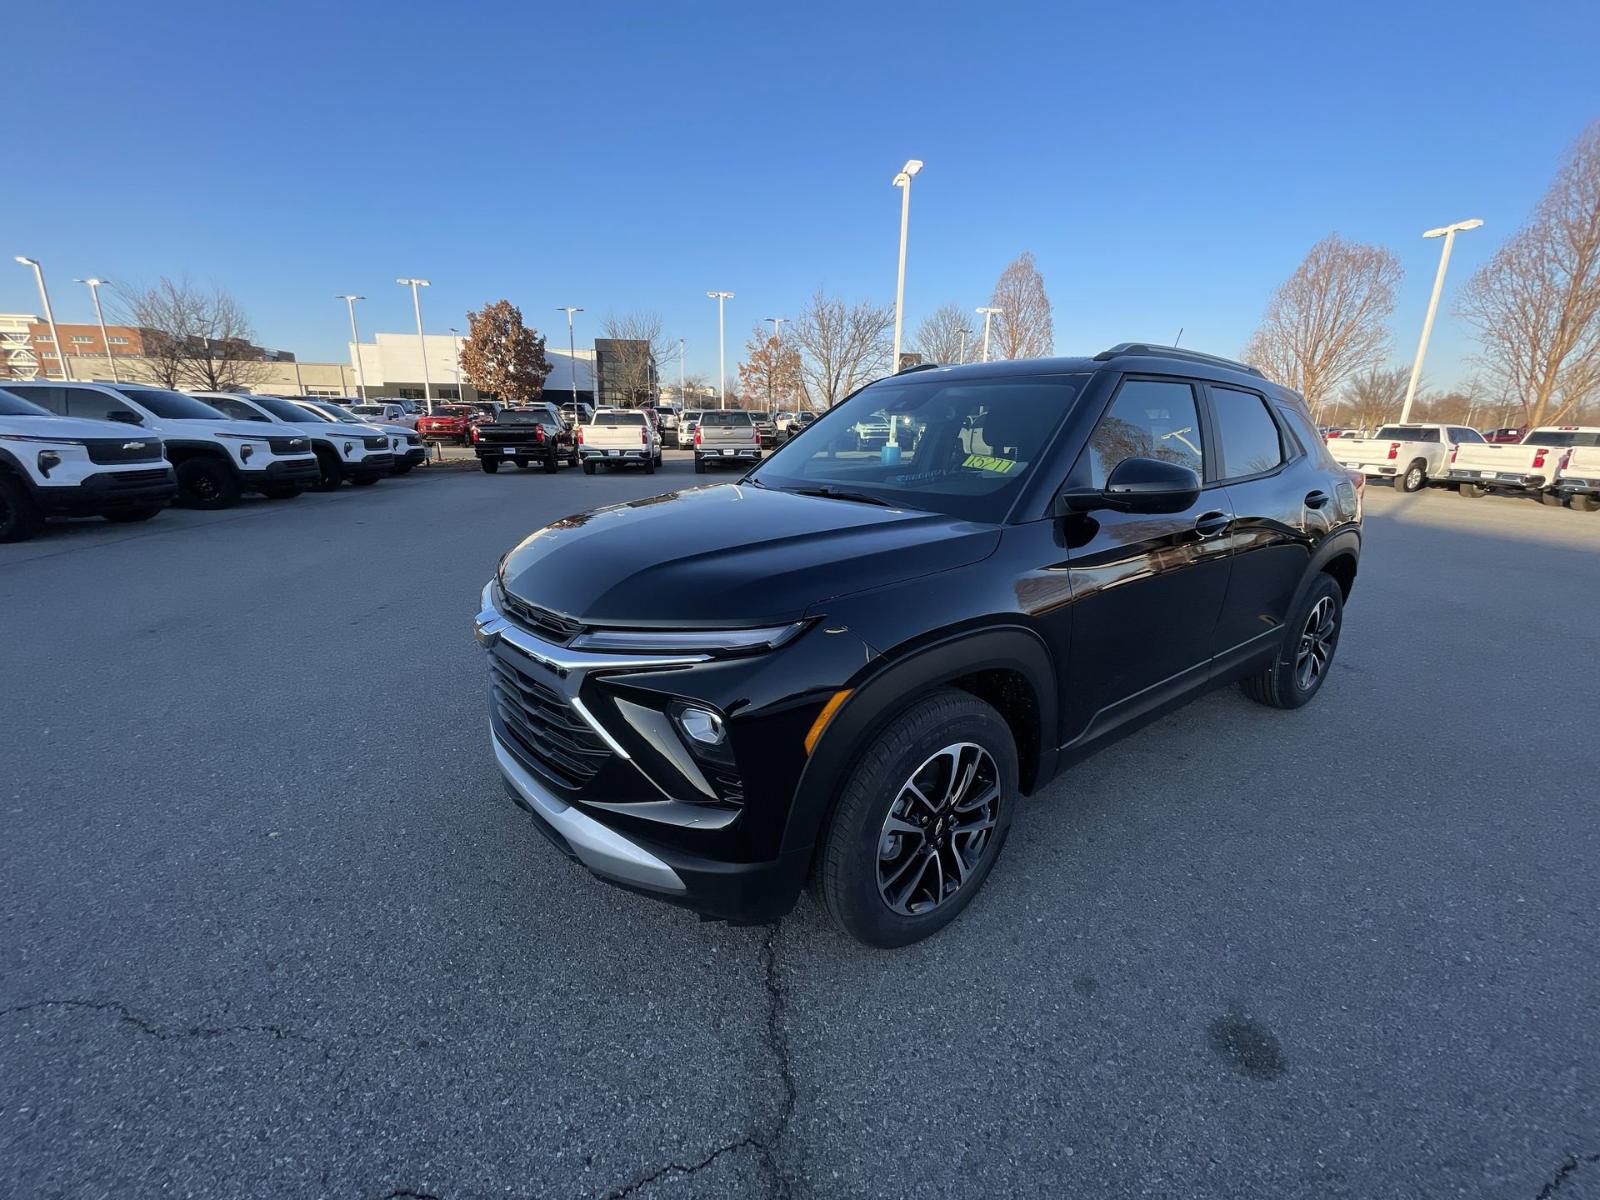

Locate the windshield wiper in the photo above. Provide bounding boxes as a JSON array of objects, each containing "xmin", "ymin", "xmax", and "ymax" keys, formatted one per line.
[{"xmin": 786, "ymin": 485, "xmax": 897, "ymax": 508}]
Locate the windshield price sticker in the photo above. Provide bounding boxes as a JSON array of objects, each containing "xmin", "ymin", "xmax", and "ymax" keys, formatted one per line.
[{"xmin": 962, "ymin": 454, "xmax": 1021, "ymax": 474}]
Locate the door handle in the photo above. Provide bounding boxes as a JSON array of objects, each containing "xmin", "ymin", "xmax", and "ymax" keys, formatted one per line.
[
  {"xmin": 1193, "ymin": 511, "xmax": 1231, "ymax": 538},
  {"xmin": 1304, "ymin": 490, "xmax": 1331, "ymax": 509}
]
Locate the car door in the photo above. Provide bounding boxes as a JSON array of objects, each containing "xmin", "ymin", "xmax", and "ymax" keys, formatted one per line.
[
  {"xmin": 1205, "ymin": 383, "xmax": 1316, "ymax": 668},
  {"xmin": 1055, "ymin": 376, "xmax": 1235, "ymax": 743}
]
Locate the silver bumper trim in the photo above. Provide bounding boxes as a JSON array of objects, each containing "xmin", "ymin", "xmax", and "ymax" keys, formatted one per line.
[{"xmin": 493, "ymin": 731, "xmax": 686, "ymax": 894}]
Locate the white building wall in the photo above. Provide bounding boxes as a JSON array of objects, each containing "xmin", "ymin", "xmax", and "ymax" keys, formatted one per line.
[{"xmin": 350, "ymin": 333, "xmax": 595, "ymax": 395}]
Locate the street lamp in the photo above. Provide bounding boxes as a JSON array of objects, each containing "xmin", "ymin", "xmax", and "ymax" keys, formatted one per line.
[
  {"xmin": 1399, "ymin": 218, "xmax": 1483, "ymax": 423},
  {"xmin": 706, "ymin": 290, "xmax": 734, "ymax": 408},
  {"xmin": 763, "ymin": 315, "xmax": 787, "ymax": 408},
  {"xmin": 557, "ymin": 306, "xmax": 584, "ymax": 406},
  {"xmin": 74, "ymin": 277, "xmax": 117, "ymax": 382},
  {"xmin": 449, "ymin": 327, "xmax": 465, "ymax": 403},
  {"xmin": 337, "ymin": 294, "xmax": 368, "ymax": 400},
  {"xmin": 15, "ymin": 256, "xmax": 71, "ymax": 381},
  {"xmin": 677, "ymin": 337, "xmax": 686, "ymax": 411},
  {"xmin": 975, "ymin": 306, "xmax": 1003, "ymax": 363},
  {"xmin": 890, "ymin": 158, "xmax": 924, "ymax": 371},
  {"xmin": 396, "ymin": 278, "xmax": 433, "ymax": 412}
]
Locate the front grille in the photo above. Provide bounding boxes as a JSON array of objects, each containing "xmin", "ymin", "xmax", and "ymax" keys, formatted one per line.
[
  {"xmin": 106, "ymin": 468, "xmax": 171, "ymax": 488},
  {"xmin": 490, "ymin": 652, "xmax": 611, "ymax": 789},
  {"xmin": 85, "ymin": 438, "xmax": 163, "ymax": 465},
  {"xmin": 268, "ymin": 436, "xmax": 310, "ymax": 455},
  {"xmin": 500, "ymin": 591, "xmax": 584, "ymax": 645},
  {"xmin": 362, "ymin": 435, "xmax": 388, "ymax": 451}
]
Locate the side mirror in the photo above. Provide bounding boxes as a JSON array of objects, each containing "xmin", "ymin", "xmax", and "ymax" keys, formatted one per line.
[
  {"xmin": 1058, "ymin": 457, "xmax": 1200, "ymax": 516},
  {"xmin": 107, "ymin": 410, "xmax": 142, "ymax": 425}
]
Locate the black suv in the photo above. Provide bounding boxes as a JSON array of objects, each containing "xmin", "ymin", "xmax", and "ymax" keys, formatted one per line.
[{"xmin": 473, "ymin": 345, "xmax": 1363, "ymax": 947}]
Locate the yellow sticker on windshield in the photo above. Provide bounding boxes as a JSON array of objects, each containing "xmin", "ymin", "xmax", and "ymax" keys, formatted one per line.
[{"xmin": 963, "ymin": 453, "xmax": 1019, "ymax": 474}]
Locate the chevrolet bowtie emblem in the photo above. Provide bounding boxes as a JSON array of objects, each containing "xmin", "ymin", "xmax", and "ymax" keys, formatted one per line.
[{"xmin": 123, "ymin": 441, "xmax": 147, "ymax": 450}]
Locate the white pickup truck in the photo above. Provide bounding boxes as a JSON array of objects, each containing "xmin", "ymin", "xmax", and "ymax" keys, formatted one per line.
[
  {"xmin": 1445, "ymin": 425, "xmax": 1600, "ymax": 506},
  {"xmin": 1327, "ymin": 422, "xmax": 1486, "ymax": 492},
  {"xmin": 578, "ymin": 408, "xmax": 660, "ymax": 474},
  {"xmin": 1551, "ymin": 430, "xmax": 1600, "ymax": 512}
]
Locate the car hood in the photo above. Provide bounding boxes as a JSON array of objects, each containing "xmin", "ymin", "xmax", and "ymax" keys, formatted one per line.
[
  {"xmin": 2, "ymin": 414, "xmax": 160, "ymax": 442},
  {"xmin": 499, "ymin": 483, "xmax": 1001, "ymax": 626},
  {"xmin": 165, "ymin": 416, "xmax": 308, "ymax": 439}
]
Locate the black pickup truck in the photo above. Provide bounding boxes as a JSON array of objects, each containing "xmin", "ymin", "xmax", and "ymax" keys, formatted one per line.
[{"xmin": 473, "ymin": 404, "xmax": 579, "ymax": 474}]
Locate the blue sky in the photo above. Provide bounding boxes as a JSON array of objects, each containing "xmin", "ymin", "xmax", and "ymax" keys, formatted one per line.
[{"xmin": 4, "ymin": 0, "xmax": 1595, "ymax": 390}]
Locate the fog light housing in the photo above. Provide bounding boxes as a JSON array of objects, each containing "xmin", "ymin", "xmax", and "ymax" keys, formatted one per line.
[
  {"xmin": 38, "ymin": 450, "xmax": 61, "ymax": 477},
  {"xmin": 240, "ymin": 443, "xmax": 254, "ymax": 462},
  {"xmin": 674, "ymin": 705, "xmax": 724, "ymax": 746}
]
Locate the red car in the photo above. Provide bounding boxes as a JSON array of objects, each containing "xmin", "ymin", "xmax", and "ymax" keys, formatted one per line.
[
  {"xmin": 416, "ymin": 404, "xmax": 474, "ymax": 443},
  {"xmin": 1484, "ymin": 426, "xmax": 1526, "ymax": 444}
]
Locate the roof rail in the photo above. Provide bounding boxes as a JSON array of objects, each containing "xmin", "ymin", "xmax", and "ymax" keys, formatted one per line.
[{"xmin": 1094, "ymin": 342, "xmax": 1265, "ymax": 378}]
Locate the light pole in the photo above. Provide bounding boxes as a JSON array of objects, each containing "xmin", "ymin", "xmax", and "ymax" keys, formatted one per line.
[
  {"xmin": 890, "ymin": 159, "xmax": 924, "ymax": 371},
  {"xmin": 15, "ymin": 257, "xmax": 71, "ymax": 381},
  {"xmin": 707, "ymin": 290, "xmax": 733, "ymax": 408},
  {"xmin": 74, "ymin": 277, "xmax": 117, "ymax": 382},
  {"xmin": 1399, "ymin": 218, "xmax": 1483, "ymax": 423},
  {"xmin": 449, "ymin": 327, "xmax": 465, "ymax": 402},
  {"xmin": 396, "ymin": 278, "xmax": 433, "ymax": 412},
  {"xmin": 975, "ymin": 306, "xmax": 1002, "ymax": 363},
  {"xmin": 677, "ymin": 337, "xmax": 685, "ymax": 409},
  {"xmin": 763, "ymin": 315, "xmax": 787, "ymax": 408},
  {"xmin": 557, "ymin": 306, "xmax": 584, "ymax": 406},
  {"xmin": 337, "ymin": 294, "xmax": 368, "ymax": 400}
]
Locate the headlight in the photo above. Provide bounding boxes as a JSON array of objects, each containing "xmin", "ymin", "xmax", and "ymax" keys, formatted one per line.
[{"xmin": 569, "ymin": 622, "xmax": 805, "ymax": 655}]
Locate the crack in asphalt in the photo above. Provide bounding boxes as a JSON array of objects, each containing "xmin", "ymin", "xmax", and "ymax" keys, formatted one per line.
[
  {"xmin": 1536, "ymin": 1149, "xmax": 1600, "ymax": 1198},
  {"xmin": 597, "ymin": 923, "xmax": 799, "ymax": 1200},
  {"xmin": 0, "ymin": 998, "xmax": 312, "ymax": 1043}
]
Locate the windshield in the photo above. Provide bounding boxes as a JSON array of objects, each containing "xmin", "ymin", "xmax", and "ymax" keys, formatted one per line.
[
  {"xmin": 0, "ymin": 389, "xmax": 50, "ymax": 417},
  {"xmin": 749, "ymin": 373, "xmax": 1088, "ymax": 522},
  {"xmin": 248, "ymin": 395, "xmax": 328, "ymax": 423},
  {"xmin": 700, "ymin": 411, "xmax": 753, "ymax": 427},
  {"xmin": 1524, "ymin": 429, "xmax": 1600, "ymax": 447},
  {"xmin": 498, "ymin": 407, "xmax": 560, "ymax": 424},
  {"xmin": 117, "ymin": 387, "xmax": 228, "ymax": 420}
]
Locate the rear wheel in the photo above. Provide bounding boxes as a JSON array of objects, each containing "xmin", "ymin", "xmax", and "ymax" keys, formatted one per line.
[
  {"xmin": 0, "ymin": 475, "xmax": 43, "ymax": 543},
  {"xmin": 644, "ymin": 454, "xmax": 655, "ymax": 475},
  {"xmin": 814, "ymin": 688, "xmax": 1018, "ymax": 948},
  {"xmin": 581, "ymin": 460, "xmax": 596, "ymax": 475},
  {"xmin": 1458, "ymin": 483, "xmax": 1486, "ymax": 498},
  {"xmin": 103, "ymin": 505, "xmax": 163, "ymax": 524},
  {"xmin": 1538, "ymin": 491, "xmax": 1565, "ymax": 507},
  {"xmin": 1239, "ymin": 573, "xmax": 1343, "ymax": 710},
  {"xmin": 1398, "ymin": 460, "xmax": 1426, "ymax": 492},
  {"xmin": 1571, "ymin": 494, "xmax": 1600, "ymax": 513},
  {"xmin": 176, "ymin": 457, "xmax": 240, "ymax": 509},
  {"xmin": 543, "ymin": 450, "xmax": 559, "ymax": 474},
  {"xmin": 481, "ymin": 459, "xmax": 501, "ymax": 474},
  {"xmin": 694, "ymin": 455, "xmax": 706, "ymax": 474}
]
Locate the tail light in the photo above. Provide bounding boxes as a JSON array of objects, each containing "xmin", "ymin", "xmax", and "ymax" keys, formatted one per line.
[
  {"xmin": 1557, "ymin": 449, "xmax": 1572, "ymax": 471},
  {"xmin": 533, "ymin": 425, "xmax": 544, "ymax": 442},
  {"xmin": 754, "ymin": 425, "xmax": 761, "ymax": 444},
  {"xmin": 1532, "ymin": 447, "xmax": 1548, "ymax": 469},
  {"xmin": 641, "ymin": 428, "xmax": 648, "ymax": 445},
  {"xmin": 1386, "ymin": 442, "xmax": 1400, "ymax": 460},
  {"xmin": 695, "ymin": 427, "xmax": 702, "ymax": 446},
  {"xmin": 576, "ymin": 426, "xmax": 584, "ymax": 445},
  {"xmin": 1449, "ymin": 445, "xmax": 1459, "ymax": 463}
]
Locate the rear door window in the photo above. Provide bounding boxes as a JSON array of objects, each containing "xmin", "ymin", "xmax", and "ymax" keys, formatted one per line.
[{"xmin": 1210, "ymin": 386, "xmax": 1285, "ymax": 479}]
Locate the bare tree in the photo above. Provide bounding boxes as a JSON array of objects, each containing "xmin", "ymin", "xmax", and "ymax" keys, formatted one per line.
[
  {"xmin": 459, "ymin": 299, "xmax": 552, "ymax": 404},
  {"xmin": 600, "ymin": 311, "xmax": 674, "ymax": 406},
  {"xmin": 1335, "ymin": 365, "xmax": 1412, "ymax": 432},
  {"xmin": 914, "ymin": 304, "xmax": 977, "ymax": 363},
  {"xmin": 1242, "ymin": 234, "xmax": 1404, "ymax": 411},
  {"xmin": 1459, "ymin": 123, "xmax": 1600, "ymax": 427},
  {"xmin": 988, "ymin": 251, "xmax": 1054, "ymax": 359},
  {"xmin": 116, "ymin": 277, "xmax": 272, "ymax": 392},
  {"xmin": 790, "ymin": 289, "xmax": 894, "ymax": 408},
  {"xmin": 736, "ymin": 326, "xmax": 805, "ymax": 409}
]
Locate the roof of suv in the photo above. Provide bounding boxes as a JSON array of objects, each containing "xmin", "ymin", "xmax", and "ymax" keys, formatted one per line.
[{"xmin": 893, "ymin": 343, "xmax": 1297, "ymax": 401}]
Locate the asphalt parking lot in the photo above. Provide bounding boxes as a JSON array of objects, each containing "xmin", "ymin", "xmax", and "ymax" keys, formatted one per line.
[{"xmin": 3, "ymin": 456, "xmax": 1598, "ymax": 1200}]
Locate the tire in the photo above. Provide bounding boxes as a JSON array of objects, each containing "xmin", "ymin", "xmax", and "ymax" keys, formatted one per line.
[
  {"xmin": 694, "ymin": 455, "xmax": 706, "ymax": 474},
  {"xmin": 393, "ymin": 463, "xmax": 414, "ymax": 476},
  {"xmin": 311, "ymin": 450, "xmax": 344, "ymax": 492},
  {"xmin": 654, "ymin": 449, "xmax": 663, "ymax": 467},
  {"xmin": 581, "ymin": 460, "xmax": 596, "ymax": 475},
  {"xmin": 644, "ymin": 454, "xmax": 656, "ymax": 475},
  {"xmin": 1538, "ymin": 491, "xmax": 1565, "ymax": 507},
  {"xmin": 1457, "ymin": 483, "xmax": 1486, "ymax": 498},
  {"xmin": 103, "ymin": 505, "xmax": 163, "ymax": 523},
  {"xmin": 1239, "ymin": 573, "xmax": 1344, "ymax": 710},
  {"xmin": 481, "ymin": 459, "xmax": 501, "ymax": 474},
  {"xmin": 0, "ymin": 474, "xmax": 43, "ymax": 543},
  {"xmin": 543, "ymin": 451, "xmax": 559, "ymax": 474},
  {"xmin": 262, "ymin": 486, "xmax": 303, "ymax": 500},
  {"xmin": 176, "ymin": 457, "xmax": 241, "ymax": 510},
  {"xmin": 349, "ymin": 474, "xmax": 380, "ymax": 487},
  {"xmin": 1571, "ymin": 494, "xmax": 1600, "ymax": 513},
  {"xmin": 814, "ymin": 688, "xmax": 1018, "ymax": 948},
  {"xmin": 1398, "ymin": 460, "xmax": 1426, "ymax": 492},
  {"xmin": 569, "ymin": 450, "xmax": 580, "ymax": 468}
]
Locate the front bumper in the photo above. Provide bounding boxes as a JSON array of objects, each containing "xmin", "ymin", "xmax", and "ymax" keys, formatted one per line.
[
  {"xmin": 347, "ymin": 452, "xmax": 396, "ymax": 477},
  {"xmin": 241, "ymin": 456, "xmax": 320, "ymax": 491},
  {"xmin": 33, "ymin": 466, "xmax": 177, "ymax": 515},
  {"xmin": 399, "ymin": 446, "xmax": 428, "ymax": 467}
]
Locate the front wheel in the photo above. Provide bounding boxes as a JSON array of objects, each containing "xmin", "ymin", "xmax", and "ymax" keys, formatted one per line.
[
  {"xmin": 1239, "ymin": 573, "xmax": 1343, "ymax": 710},
  {"xmin": 1398, "ymin": 460, "xmax": 1426, "ymax": 492},
  {"xmin": 814, "ymin": 688, "xmax": 1018, "ymax": 948},
  {"xmin": 176, "ymin": 458, "xmax": 241, "ymax": 509},
  {"xmin": 262, "ymin": 486, "xmax": 302, "ymax": 500},
  {"xmin": 349, "ymin": 474, "xmax": 380, "ymax": 487},
  {"xmin": 312, "ymin": 451, "xmax": 344, "ymax": 492},
  {"xmin": 0, "ymin": 475, "xmax": 44, "ymax": 543}
]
